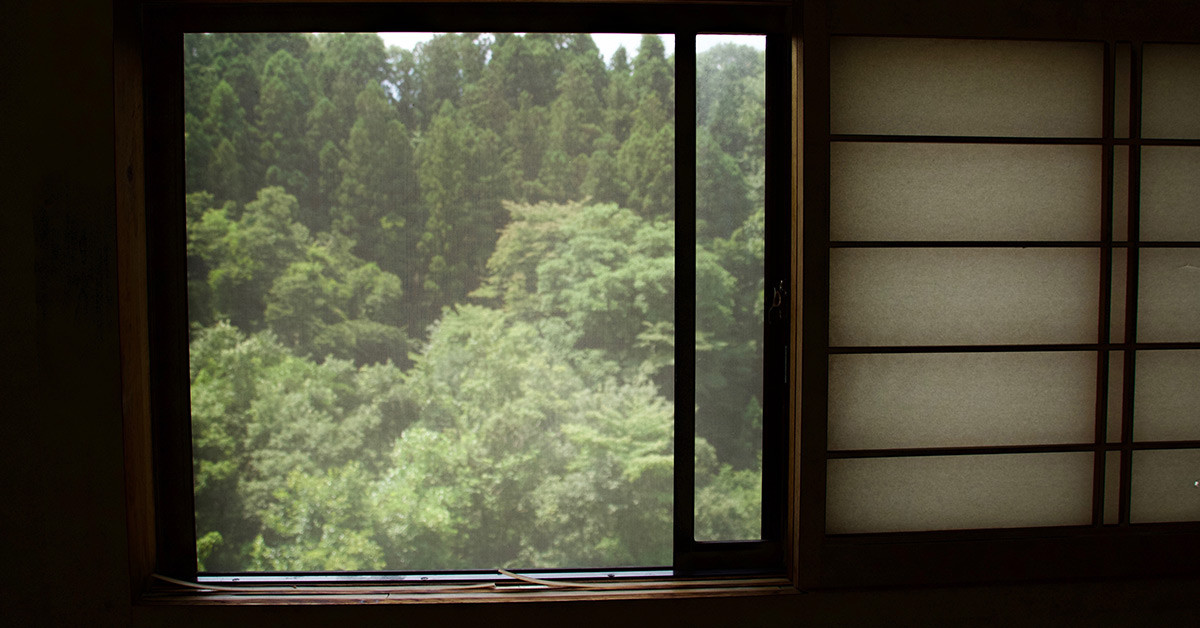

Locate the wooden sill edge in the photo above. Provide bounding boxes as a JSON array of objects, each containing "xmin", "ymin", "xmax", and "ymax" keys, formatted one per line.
[{"xmin": 139, "ymin": 576, "xmax": 801, "ymax": 605}]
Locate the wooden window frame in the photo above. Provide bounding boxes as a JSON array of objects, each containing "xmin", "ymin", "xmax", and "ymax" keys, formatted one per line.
[{"xmin": 117, "ymin": 0, "xmax": 803, "ymax": 602}]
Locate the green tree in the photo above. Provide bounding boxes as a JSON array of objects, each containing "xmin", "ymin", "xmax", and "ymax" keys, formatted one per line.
[
  {"xmin": 604, "ymin": 46, "xmax": 637, "ymax": 143},
  {"xmin": 580, "ymin": 146, "xmax": 629, "ymax": 207},
  {"xmin": 697, "ymin": 43, "xmax": 764, "ymax": 157},
  {"xmin": 698, "ymin": 208, "xmax": 766, "ymax": 470},
  {"xmin": 333, "ymin": 84, "xmax": 421, "ymax": 277},
  {"xmin": 185, "ymin": 191, "xmax": 238, "ymax": 327},
  {"xmin": 616, "ymin": 92, "xmax": 675, "ymax": 218},
  {"xmin": 190, "ymin": 320, "xmax": 415, "ymax": 571},
  {"xmin": 257, "ymin": 49, "xmax": 313, "ymax": 206},
  {"xmin": 393, "ymin": 306, "xmax": 584, "ymax": 568},
  {"xmin": 311, "ymin": 33, "xmax": 390, "ymax": 140},
  {"xmin": 219, "ymin": 52, "xmax": 261, "ymax": 127},
  {"xmin": 369, "ymin": 426, "xmax": 478, "ymax": 569},
  {"xmin": 695, "ymin": 440, "xmax": 761, "ymax": 541},
  {"xmin": 417, "ymin": 101, "xmax": 508, "ymax": 309},
  {"xmin": 632, "ymin": 35, "xmax": 672, "ymax": 108},
  {"xmin": 533, "ymin": 149, "xmax": 588, "ymax": 203},
  {"xmin": 487, "ymin": 33, "xmax": 564, "ymax": 109},
  {"xmin": 179, "ymin": 30, "xmax": 777, "ymax": 573},
  {"xmin": 184, "ymin": 33, "xmax": 221, "ymax": 120},
  {"xmin": 194, "ymin": 186, "xmax": 310, "ymax": 331},
  {"xmin": 502, "ymin": 91, "xmax": 550, "ymax": 202},
  {"xmin": 548, "ymin": 58, "xmax": 605, "ymax": 158},
  {"xmin": 250, "ymin": 463, "xmax": 385, "ymax": 571},
  {"xmin": 413, "ymin": 33, "xmax": 489, "ymax": 116},
  {"xmin": 265, "ymin": 235, "xmax": 413, "ymax": 367},
  {"xmin": 562, "ymin": 33, "xmax": 609, "ymax": 97},
  {"xmin": 184, "ymin": 112, "xmax": 213, "ymax": 193},
  {"xmin": 202, "ymin": 80, "xmax": 255, "ymax": 202},
  {"xmin": 390, "ymin": 304, "xmax": 674, "ymax": 569},
  {"xmin": 528, "ymin": 378, "xmax": 673, "ymax": 567},
  {"xmin": 385, "ymin": 45, "xmax": 421, "ymax": 130},
  {"xmin": 696, "ymin": 126, "xmax": 752, "ymax": 239},
  {"xmin": 189, "ymin": 323, "xmax": 291, "ymax": 570},
  {"xmin": 303, "ymin": 97, "xmax": 343, "ymax": 229},
  {"xmin": 697, "ymin": 43, "xmax": 767, "ymax": 206},
  {"xmin": 479, "ymin": 201, "xmax": 675, "ymax": 380}
]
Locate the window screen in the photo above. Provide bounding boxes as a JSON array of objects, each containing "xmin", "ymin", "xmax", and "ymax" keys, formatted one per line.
[
  {"xmin": 184, "ymin": 31, "xmax": 683, "ymax": 572},
  {"xmin": 182, "ymin": 29, "xmax": 779, "ymax": 574}
]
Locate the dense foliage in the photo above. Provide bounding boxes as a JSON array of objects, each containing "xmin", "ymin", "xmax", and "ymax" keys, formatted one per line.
[{"xmin": 184, "ymin": 32, "xmax": 766, "ymax": 571}]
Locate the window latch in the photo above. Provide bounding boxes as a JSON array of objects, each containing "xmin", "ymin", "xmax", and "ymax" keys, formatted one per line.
[{"xmin": 767, "ymin": 280, "xmax": 787, "ymax": 324}]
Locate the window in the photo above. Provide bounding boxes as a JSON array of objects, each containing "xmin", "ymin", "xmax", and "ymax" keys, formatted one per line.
[
  {"xmin": 136, "ymin": 1, "xmax": 794, "ymax": 588},
  {"xmin": 118, "ymin": 0, "xmax": 1200, "ymax": 602}
]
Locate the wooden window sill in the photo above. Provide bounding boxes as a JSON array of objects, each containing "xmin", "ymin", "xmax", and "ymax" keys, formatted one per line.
[{"xmin": 140, "ymin": 574, "xmax": 800, "ymax": 605}]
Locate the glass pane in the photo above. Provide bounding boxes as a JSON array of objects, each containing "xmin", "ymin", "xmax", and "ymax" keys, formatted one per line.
[
  {"xmin": 830, "ymin": 37, "xmax": 1103, "ymax": 137},
  {"xmin": 826, "ymin": 453, "xmax": 1094, "ymax": 534},
  {"xmin": 830, "ymin": 248, "xmax": 1099, "ymax": 346},
  {"xmin": 694, "ymin": 33, "xmax": 766, "ymax": 542},
  {"xmin": 1104, "ymin": 450, "xmax": 1122, "ymax": 525},
  {"xmin": 1131, "ymin": 449, "xmax": 1200, "ymax": 523},
  {"xmin": 185, "ymin": 32, "xmax": 676, "ymax": 572},
  {"xmin": 1134, "ymin": 351, "xmax": 1200, "ymax": 441},
  {"xmin": 1138, "ymin": 248, "xmax": 1200, "ymax": 342},
  {"xmin": 829, "ymin": 352, "xmax": 1095, "ymax": 450},
  {"xmin": 1140, "ymin": 146, "xmax": 1200, "ymax": 240},
  {"xmin": 830, "ymin": 143, "xmax": 1100, "ymax": 241},
  {"xmin": 1142, "ymin": 44, "xmax": 1200, "ymax": 139}
]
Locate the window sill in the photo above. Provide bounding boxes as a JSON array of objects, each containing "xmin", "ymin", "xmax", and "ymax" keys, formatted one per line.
[{"xmin": 140, "ymin": 574, "xmax": 800, "ymax": 605}]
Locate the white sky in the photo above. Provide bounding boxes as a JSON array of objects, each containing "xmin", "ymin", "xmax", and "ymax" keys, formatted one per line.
[{"xmin": 377, "ymin": 33, "xmax": 764, "ymax": 64}]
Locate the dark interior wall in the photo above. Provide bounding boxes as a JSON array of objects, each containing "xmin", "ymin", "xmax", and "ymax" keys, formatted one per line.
[
  {"xmin": 1, "ymin": 0, "xmax": 1197, "ymax": 625},
  {"xmin": 1, "ymin": 0, "xmax": 132, "ymax": 626}
]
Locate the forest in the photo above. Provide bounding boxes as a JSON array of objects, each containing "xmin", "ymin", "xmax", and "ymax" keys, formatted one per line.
[{"xmin": 184, "ymin": 31, "xmax": 766, "ymax": 572}]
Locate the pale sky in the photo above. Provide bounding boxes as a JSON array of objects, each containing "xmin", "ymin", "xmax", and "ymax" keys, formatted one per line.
[{"xmin": 376, "ymin": 32, "xmax": 764, "ymax": 65}]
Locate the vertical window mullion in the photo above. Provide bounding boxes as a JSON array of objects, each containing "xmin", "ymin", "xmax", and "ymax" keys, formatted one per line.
[
  {"xmin": 761, "ymin": 31, "xmax": 792, "ymax": 546},
  {"xmin": 674, "ymin": 30, "xmax": 698, "ymax": 573}
]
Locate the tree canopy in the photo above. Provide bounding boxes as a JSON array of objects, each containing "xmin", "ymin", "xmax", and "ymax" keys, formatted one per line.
[{"xmin": 185, "ymin": 32, "xmax": 767, "ymax": 571}]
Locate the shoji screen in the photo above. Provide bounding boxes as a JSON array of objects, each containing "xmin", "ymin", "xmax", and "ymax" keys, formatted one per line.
[
  {"xmin": 1130, "ymin": 44, "xmax": 1200, "ymax": 524},
  {"xmin": 826, "ymin": 37, "xmax": 1127, "ymax": 534},
  {"xmin": 825, "ymin": 37, "xmax": 1200, "ymax": 534}
]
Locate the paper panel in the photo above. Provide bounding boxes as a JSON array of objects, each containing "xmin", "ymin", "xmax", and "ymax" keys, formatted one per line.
[
  {"xmin": 1140, "ymin": 146, "xmax": 1200, "ymax": 241},
  {"xmin": 1131, "ymin": 449, "xmax": 1200, "ymax": 523},
  {"xmin": 831, "ymin": 37, "xmax": 1103, "ymax": 137},
  {"xmin": 827, "ymin": 453, "xmax": 1094, "ymax": 533},
  {"xmin": 1142, "ymin": 44, "xmax": 1200, "ymax": 139},
  {"xmin": 829, "ymin": 352, "xmax": 1095, "ymax": 450},
  {"xmin": 831, "ymin": 143, "xmax": 1100, "ymax": 241},
  {"xmin": 1133, "ymin": 350, "xmax": 1200, "ymax": 441},
  {"xmin": 830, "ymin": 248, "xmax": 1099, "ymax": 346},
  {"xmin": 1137, "ymin": 248, "xmax": 1200, "ymax": 342}
]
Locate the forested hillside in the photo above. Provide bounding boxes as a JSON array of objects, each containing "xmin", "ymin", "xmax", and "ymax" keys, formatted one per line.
[{"xmin": 184, "ymin": 32, "xmax": 766, "ymax": 572}]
